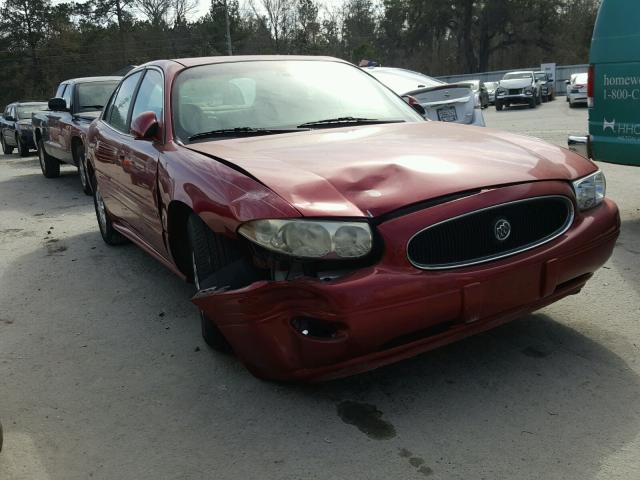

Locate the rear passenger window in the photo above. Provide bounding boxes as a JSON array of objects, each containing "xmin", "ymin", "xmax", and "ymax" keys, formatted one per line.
[
  {"xmin": 107, "ymin": 72, "xmax": 143, "ymax": 133},
  {"xmin": 131, "ymin": 70, "xmax": 163, "ymax": 122}
]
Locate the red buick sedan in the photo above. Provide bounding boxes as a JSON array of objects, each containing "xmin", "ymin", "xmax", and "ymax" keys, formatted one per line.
[{"xmin": 86, "ymin": 56, "xmax": 619, "ymax": 381}]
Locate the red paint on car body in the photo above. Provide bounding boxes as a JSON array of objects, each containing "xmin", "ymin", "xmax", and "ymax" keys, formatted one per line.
[{"xmin": 87, "ymin": 56, "xmax": 620, "ymax": 381}]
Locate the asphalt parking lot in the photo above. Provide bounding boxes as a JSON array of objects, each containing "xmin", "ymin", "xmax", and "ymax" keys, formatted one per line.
[{"xmin": 1, "ymin": 99, "xmax": 639, "ymax": 480}]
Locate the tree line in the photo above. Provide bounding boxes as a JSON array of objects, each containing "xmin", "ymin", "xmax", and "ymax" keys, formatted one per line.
[{"xmin": 0, "ymin": 0, "xmax": 601, "ymax": 106}]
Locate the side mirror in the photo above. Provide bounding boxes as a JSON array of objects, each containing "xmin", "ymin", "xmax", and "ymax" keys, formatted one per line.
[
  {"xmin": 48, "ymin": 97, "xmax": 67, "ymax": 111},
  {"xmin": 130, "ymin": 111, "xmax": 160, "ymax": 140},
  {"xmin": 401, "ymin": 95, "xmax": 426, "ymax": 116}
]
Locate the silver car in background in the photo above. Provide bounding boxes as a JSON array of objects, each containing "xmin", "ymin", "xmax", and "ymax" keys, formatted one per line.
[
  {"xmin": 494, "ymin": 71, "xmax": 542, "ymax": 110},
  {"xmin": 567, "ymin": 73, "xmax": 589, "ymax": 107},
  {"xmin": 365, "ymin": 67, "xmax": 485, "ymax": 126}
]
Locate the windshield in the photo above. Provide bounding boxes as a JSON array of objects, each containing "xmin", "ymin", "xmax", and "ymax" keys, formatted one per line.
[
  {"xmin": 366, "ymin": 69, "xmax": 445, "ymax": 94},
  {"xmin": 534, "ymin": 73, "xmax": 547, "ymax": 81},
  {"xmin": 17, "ymin": 104, "xmax": 47, "ymax": 119},
  {"xmin": 173, "ymin": 61, "xmax": 422, "ymax": 142},
  {"xmin": 503, "ymin": 73, "xmax": 533, "ymax": 80},
  {"xmin": 76, "ymin": 81, "xmax": 120, "ymax": 113}
]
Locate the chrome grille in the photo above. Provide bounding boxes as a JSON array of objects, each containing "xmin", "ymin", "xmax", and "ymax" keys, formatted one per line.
[{"xmin": 407, "ymin": 196, "xmax": 574, "ymax": 270}]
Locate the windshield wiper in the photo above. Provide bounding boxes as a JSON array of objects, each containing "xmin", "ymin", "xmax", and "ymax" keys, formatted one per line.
[
  {"xmin": 188, "ymin": 126, "xmax": 308, "ymax": 141},
  {"xmin": 297, "ymin": 117, "xmax": 404, "ymax": 128}
]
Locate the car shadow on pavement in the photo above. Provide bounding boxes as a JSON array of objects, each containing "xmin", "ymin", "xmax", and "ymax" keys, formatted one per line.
[{"xmin": 1, "ymin": 226, "xmax": 639, "ymax": 480}]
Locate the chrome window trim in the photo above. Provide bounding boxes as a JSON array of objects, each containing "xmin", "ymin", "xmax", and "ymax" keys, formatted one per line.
[{"xmin": 407, "ymin": 195, "xmax": 575, "ymax": 270}]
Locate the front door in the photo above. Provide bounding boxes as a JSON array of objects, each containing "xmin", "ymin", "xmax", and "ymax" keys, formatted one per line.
[
  {"xmin": 93, "ymin": 71, "xmax": 144, "ymax": 236},
  {"xmin": 120, "ymin": 68, "xmax": 166, "ymax": 255},
  {"xmin": 94, "ymin": 69, "xmax": 166, "ymax": 256}
]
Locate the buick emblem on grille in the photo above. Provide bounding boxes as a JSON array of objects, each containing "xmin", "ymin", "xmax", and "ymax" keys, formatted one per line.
[{"xmin": 494, "ymin": 219, "xmax": 511, "ymax": 241}]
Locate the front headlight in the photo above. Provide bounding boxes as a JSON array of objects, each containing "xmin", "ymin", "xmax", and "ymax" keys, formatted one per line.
[
  {"xmin": 572, "ymin": 170, "xmax": 606, "ymax": 211},
  {"xmin": 238, "ymin": 219, "xmax": 373, "ymax": 259},
  {"xmin": 524, "ymin": 86, "xmax": 534, "ymax": 95},
  {"xmin": 496, "ymin": 87, "xmax": 506, "ymax": 95}
]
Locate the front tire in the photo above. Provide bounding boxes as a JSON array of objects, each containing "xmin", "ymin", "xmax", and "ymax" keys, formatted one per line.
[
  {"xmin": 93, "ymin": 184, "xmax": 128, "ymax": 245},
  {"xmin": 17, "ymin": 134, "xmax": 28, "ymax": 157},
  {"xmin": 495, "ymin": 102, "xmax": 503, "ymax": 111},
  {"xmin": 188, "ymin": 214, "xmax": 242, "ymax": 353},
  {"xmin": 38, "ymin": 138, "xmax": 60, "ymax": 178},
  {"xmin": 1, "ymin": 136, "xmax": 14, "ymax": 155},
  {"xmin": 76, "ymin": 144, "xmax": 92, "ymax": 195}
]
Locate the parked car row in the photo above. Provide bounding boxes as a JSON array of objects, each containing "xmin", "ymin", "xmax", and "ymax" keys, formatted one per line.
[{"xmin": 0, "ymin": 56, "xmax": 619, "ymax": 382}]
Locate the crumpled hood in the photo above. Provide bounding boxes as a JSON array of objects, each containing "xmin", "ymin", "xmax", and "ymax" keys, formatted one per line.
[
  {"xmin": 499, "ymin": 78, "xmax": 533, "ymax": 89},
  {"xmin": 186, "ymin": 122, "xmax": 594, "ymax": 218}
]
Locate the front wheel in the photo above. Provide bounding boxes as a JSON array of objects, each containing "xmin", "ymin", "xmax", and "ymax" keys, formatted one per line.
[
  {"xmin": 1, "ymin": 135, "xmax": 14, "ymax": 155},
  {"xmin": 38, "ymin": 138, "xmax": 60, "ymax": 178},
  {"xmin": 76, "ymin": 144, "xmax": 92, "ymax": 196},
  {"xmin": 93, "ymin": 184, "xmax": 128, "ymax": 245},
  {"xmin": 495, "ymin": 102, "xmax": 503, "ymax": 111},
  {"xmin": 188, "ymin": 214, "xmax": 243, "ymax": 353},
  {"xmin": 16, "ymin": 134, "xmax": 28, "ymax": 157}
]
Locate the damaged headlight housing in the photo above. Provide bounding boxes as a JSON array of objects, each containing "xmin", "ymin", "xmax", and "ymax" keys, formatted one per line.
[
  {"xmin": 572, "ymin": 170, "xmax": 606, "ymax": 211},
  {"xmin": 238, "ymin": 219, "xmax": 373, "ymax": 259}
]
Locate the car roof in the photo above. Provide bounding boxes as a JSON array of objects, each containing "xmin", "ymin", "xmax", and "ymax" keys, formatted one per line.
[
  {"xmin": 168, "ymin": 55, "xmax": 349, "ymax": 68},
  {"xmin": 59, "ymin": 76, "xmax": 122, "ymax": 85},
  {"xmin": 505, "ymin": 71, "xmax": 534, "ymax": 75}
]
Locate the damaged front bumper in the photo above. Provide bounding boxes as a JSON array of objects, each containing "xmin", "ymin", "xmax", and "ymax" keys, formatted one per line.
[{"xmin": 192, "ymin": 182, "xmax": 620, "ymax": 382}]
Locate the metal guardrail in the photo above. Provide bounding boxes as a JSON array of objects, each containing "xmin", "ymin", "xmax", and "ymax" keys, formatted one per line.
[{"xmin": 436, "ymin": 64, "xmax": 589, "ymax": 96}]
